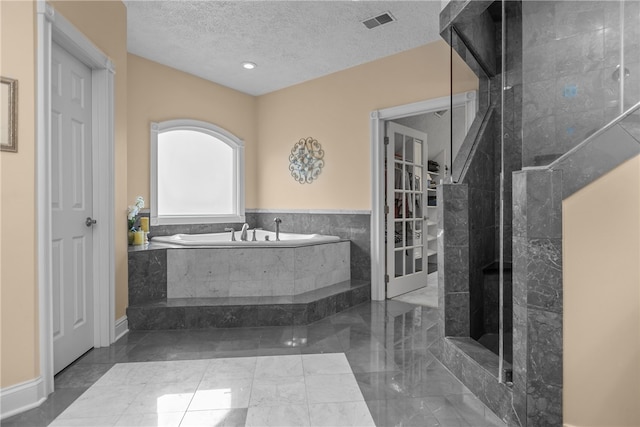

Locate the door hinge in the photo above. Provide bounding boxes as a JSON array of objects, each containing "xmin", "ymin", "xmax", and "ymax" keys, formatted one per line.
[
  {"xmin": 384, "ymin": 274, "xmax": 389, "ymax": 284},
  {"xmin": 384, "ymin": 205, "xmax": 389, "ymax": 215},
  {"xmin": 384, "ymin": 136, "xmax": 389, "ymax": 145}
]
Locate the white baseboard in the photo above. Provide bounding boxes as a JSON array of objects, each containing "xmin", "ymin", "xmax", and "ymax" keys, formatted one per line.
[
  {"xmin": 0, "ymin": 376, "xmax": 47, "ymax": 420},
  {"xmin": 115, "ymin": 315, "xmax": 128, "ymax": 342}
]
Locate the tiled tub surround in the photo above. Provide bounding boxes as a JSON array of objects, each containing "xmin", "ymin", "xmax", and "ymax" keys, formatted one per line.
[
  {"xmin": 148, "ymin": 210, "xmax": 371, "ymax": 281},
  {"xmin": 127, "ymin": 241, "xmax": 370, "ymax": 329},
  {"xmin": 166, "ymin": 242, "xmax": 350, "ymax": 298}
]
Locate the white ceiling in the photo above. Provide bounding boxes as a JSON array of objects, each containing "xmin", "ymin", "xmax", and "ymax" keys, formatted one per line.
[{"xmin": 125, "ymin": 1, "xmax": 443, "ymax": 96}]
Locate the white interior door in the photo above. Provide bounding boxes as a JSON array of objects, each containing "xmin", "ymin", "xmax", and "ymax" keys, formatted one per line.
[
  {"xmin": 386, "ymin": 122, "xmax": 428, "ymax": 298},
  {"xmin": 51, "ymin": 41, "xmax": 94, "ymax": 374}
]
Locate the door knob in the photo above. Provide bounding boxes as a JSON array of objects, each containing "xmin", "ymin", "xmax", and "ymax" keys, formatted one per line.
[{"xmin": 85, "ymin": 217, "xmax": 97, "ymax": 227}]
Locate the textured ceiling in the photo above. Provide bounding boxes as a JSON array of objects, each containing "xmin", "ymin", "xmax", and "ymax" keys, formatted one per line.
[{"xmin": 125, "ymin": 1, "xmax": 443, "ymax": 96}]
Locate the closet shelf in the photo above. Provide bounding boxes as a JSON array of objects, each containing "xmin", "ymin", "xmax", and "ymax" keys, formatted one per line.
[{"xmin": 426, "ymin": 249, "xmax": 437, "ymax": 257}]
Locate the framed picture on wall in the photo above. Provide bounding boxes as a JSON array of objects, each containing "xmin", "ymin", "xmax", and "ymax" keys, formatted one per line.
[{"xmin": 1, "ymin": 76, "xmax": 18, "ymax": 153}]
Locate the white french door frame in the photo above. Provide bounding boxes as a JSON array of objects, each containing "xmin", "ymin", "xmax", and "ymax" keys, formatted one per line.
[
  {"xmin": 369, "ymin": 92, "xmax": 476, "ymax": 301},
  {"xmin": 37, "ymin": 1, "xmax": 115, "ymax": 396}
]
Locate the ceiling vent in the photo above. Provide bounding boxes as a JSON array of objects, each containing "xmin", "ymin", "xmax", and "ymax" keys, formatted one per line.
[{"xmin": 362, "ymin": 12, "xmax": 395, "ymax": 29}]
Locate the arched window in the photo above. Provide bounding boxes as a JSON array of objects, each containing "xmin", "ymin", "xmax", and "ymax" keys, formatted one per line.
[{"xmin": 150, "ymin": 119, "xmax": 245, "ymax": 225}]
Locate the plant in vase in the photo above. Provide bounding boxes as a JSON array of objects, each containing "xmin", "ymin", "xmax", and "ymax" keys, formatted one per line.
[{"xmin": 127, "ymin": 196, "xmax": 145, "ymax": 245}]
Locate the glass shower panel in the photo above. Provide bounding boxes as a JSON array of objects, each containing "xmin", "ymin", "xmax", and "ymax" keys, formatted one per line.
[
  {"xmin": 622, "ymin": 1, "xmax": 640, "ymax": 110},
  {"xmin": 449, "ymin": 27, "xmax": 489, "ymax": 182},
  {"xmin": 520, "ymin": 1, "xmax": 638, "ymax": 168}
]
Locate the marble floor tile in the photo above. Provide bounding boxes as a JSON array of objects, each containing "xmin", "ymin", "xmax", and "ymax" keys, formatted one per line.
[
  {"xmin": 308, "ymin": 401, "xmax": 376, "ymax": 427},
  {"xmin": 254, "ymin": 354, "xmax": 303, "ymax": 378},
  {"xmin": 180, "ymin": 408, "xmax": 247, "ymax": 427},
  {"xmin": 56, "ymin": 385, "xmax": 146, "ymax": 419},
  {"xmin": 305, "ymin": 373, "xmax": 364, "ymax": 404},
  {"xmin": 443, "ymin": 393, "xmax": 506, "ymax": 426},
  {"xmin": 345, "ymin": 350, "xmax": 399, "ymax": 374},
  {"xmin": 302, "ymin": 353, "xmax": 352, "ymax": 375},
  {"xmin": 336, "ymin": 327, "xmax": 386, "ymax": 353},
  {"xmin": 0, "ymin": 388, "xmax": 87, "ymax": 427},
  {"xmin": 202, "ymin": 357, "xmax": 257, "ymax": 380},
  {"xmin": 365, "ymin": 398, "xmax": 442, "ymax": 427},
  {"xmin": 114, "ymin": 412, "xmax": 184, "ymax": 427},
  {"xmin": 48, "ymin": 415, "xmax": 121, "ymax": 426},
  {"xmin": 189, "ymin": 377, "xmax": 253, "ymax": 410},
  {"xmin": 250, "ymin": 376, "xmax": 307, "ymax": 407},
  {"xmin": 392, "ymin": 348, "xmax": 436, "ymax": 372},
  {"xmin": 123, "ymin": 383, "xmax": 196, "ymax": 414},
  {"xmin": 127, "ymin": 359, "xmax": 210, "ymax": 386},
  {"xmin": 245, "ymin": 404, "xmax": 310, "ymax": 427},
  {"xmin": 54, "ymin": 363, "xmax": 115, "ymax": 389},
  {"xmin": 8, "ymin": 301, "xmax": 507, "ymax": 427},
  {"xmin": 74, "ymin": 346, "xmax": 127, "ymax": 365}
]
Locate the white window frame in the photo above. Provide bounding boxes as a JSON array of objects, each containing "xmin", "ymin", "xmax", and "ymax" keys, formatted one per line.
[{"xmin": 150, "ymin": 119, "xmax": 245, "ymax": 225}]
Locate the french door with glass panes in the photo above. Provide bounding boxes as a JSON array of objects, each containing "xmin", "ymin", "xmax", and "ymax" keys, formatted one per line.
[{"xmin": 385, "ymin": 122, "xmax": 429, "ymax": 298}]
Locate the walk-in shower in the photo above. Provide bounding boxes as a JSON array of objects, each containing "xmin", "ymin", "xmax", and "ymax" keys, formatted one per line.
[
  {"xmin": 439, "ymin": 1, "xmax": 640, "ymax": 423},
  {"xmin": 444, "ymin": 0, "xmax": 639, "ymax": 385}
]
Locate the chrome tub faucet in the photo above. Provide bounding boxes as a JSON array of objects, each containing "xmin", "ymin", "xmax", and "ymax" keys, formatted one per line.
[
  {"xmin": 274, "ymin": 217, "xmax": 282, "ymax": 241},
  {"xmin": 240, "ymin": 223, "xmax": 250, "ymax": 241}
]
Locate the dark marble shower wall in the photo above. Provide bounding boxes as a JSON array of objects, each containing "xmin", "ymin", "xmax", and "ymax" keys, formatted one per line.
[
  {"xmin": 149, "ymin": 211, "xmax": 371, "ymax": 281},
  {"xmin": 521, "ymin": 0, "xmax": 640, "ymax": 167}
]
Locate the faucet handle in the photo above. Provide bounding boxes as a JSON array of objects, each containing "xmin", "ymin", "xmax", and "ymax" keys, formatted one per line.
[
  {"xmin": 274, "ymin": 217, "xmax": 282, "ymax": 224},
  {"xmin": 251, "ymin": 228, "xmax": 262, "ymax": 242},
  {"xmin": 224, "ymin": 227, "xmax": 236, "ymax": 241}
]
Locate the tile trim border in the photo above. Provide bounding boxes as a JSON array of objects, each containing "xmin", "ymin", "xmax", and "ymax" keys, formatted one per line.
[
  {"xmin": 246, "ymin": 209, "xmax": 371, "ymax": 214},
  {"xmin": 0, "ymin": 376, "xmax": 47, "ymax": 420}
]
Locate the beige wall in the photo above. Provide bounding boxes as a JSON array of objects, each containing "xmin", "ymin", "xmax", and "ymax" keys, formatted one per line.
[
  {"xmin": 563, "ymin": 155, "xmax": 640, "ymax": 427},
  {"xmin": 127, "ymin": 54, "xmax": 258, "ymax": 209},
  {"xmin": 256, "ymin": 40, "xmax": 478, "ymax": 210},
  {"xmin": 127, "ymin": 40, "xmax": 476, "ymax": 212},
  {"xmin": 1, "ymin": 0, "xmax": 39, "ymax": 388},
  {"xmin": 50, "ymin": 0, "xmax": 129, "ymax": 319},
  {"xmin": 0, "ymin": 0, "xmax": 128, "ymax": 389}
]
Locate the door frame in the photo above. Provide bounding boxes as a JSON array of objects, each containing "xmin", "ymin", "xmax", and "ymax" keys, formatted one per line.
[
  {"xmin": 369, "ymin": 91, "xmax": 476, "ymax": 301},
  {"xmin": 37, "ymin": 1, "xmax": 115, "ymax": 396}
]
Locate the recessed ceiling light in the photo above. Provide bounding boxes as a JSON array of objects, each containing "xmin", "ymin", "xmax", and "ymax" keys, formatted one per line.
[{"xmin": 242, "ymin": 62, "xmax": 256, "ymax": 70}]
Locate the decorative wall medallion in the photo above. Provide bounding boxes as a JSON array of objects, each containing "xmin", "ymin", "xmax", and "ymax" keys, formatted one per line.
[{"xmin": 289, "ymin": 137, "xmax": 325, "ymax": 184}]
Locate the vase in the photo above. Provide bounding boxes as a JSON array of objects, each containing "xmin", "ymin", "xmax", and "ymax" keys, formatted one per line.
[{"xmin": 133, "ymin": 230, "xmax": 145, "ymax": 245}]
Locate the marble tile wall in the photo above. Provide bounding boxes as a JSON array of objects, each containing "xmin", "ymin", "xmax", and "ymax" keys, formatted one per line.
[
  {"xmin": 437, "ymin": 184, "xmax": 470, "ymax": 339},
  {"xmin": 165, "ymin": 242, "xmax": 350, "ymax": 298},
  {"xmin": 512, "ymin": 169, "xmax": 563, "ymax": 427},
  {"xmin": 149, "ymin": 211, "xmax": 371, "ymax": 282},
  {"xmin": 128, "ymin": 248, "xmax": 167, "ymax": 305},
  {"xmin": 126, "ymin": 280, "xmax": 371, "ymax": 329},
  {"xmin": 521, "ymin": 0, "xmax": 640, "ymax": 167},
  {"xmin": 440, "ymin": 337, "xmax": 521, "ymax": 426},
  {"xmin": 510, "ymin": 112, "xmax": 640, "ymax": 426}
]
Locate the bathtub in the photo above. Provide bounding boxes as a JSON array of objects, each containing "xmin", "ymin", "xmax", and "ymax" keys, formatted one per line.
[
  {"xmin": 147, "ymin": 230, "xmax": 350, "ymax": 298},
  {"xmin": 152, "ymin": 230, "xmax": 340, "ymax": 247}
]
